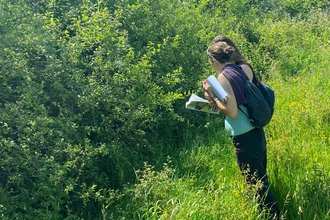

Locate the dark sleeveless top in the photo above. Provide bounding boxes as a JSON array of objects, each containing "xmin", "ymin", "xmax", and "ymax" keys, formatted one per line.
[{"xmin": 221, "ymin": 64, "xmax": 247, "ymax": 106}]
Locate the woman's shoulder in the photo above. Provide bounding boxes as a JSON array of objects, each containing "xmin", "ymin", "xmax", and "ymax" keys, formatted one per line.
[
  {"xmin": 239, "ymin": 63, "xmax": 253, "ymax": 72},
  {"xmin": 239, "ymin": 63, "xmax": 254, "ymax": 81}
]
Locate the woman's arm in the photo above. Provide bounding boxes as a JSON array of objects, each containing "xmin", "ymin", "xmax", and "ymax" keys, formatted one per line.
[{"xmin": 203, "ymin": 73, "xmax": 238, "ymax": 119}]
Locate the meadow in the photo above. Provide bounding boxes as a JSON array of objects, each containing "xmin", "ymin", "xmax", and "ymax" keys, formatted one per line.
[{"xmin": 1, "ymin": 0, "xmax": 330, "ymax": 219}]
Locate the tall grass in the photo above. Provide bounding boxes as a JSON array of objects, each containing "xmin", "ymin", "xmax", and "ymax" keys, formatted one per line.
[{"xmin": 266, "ymin": 64, "xmax": 330, "ymax": 220}]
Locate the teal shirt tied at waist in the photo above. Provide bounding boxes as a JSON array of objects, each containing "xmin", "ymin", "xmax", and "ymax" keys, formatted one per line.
[{"xmin": 225, "ymin": 105, "xmax": 254, "ymax": 136}]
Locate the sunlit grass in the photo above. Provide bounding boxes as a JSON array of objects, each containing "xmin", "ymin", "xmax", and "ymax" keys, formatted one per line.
[{"xmin": 265, "ymin": 65, "xmax": 330, "ymax": 219}]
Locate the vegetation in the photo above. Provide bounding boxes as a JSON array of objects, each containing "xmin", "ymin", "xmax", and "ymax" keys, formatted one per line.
[{"xmin": 0, "ymin": 0, "xmax": 329, "ymax": 219}]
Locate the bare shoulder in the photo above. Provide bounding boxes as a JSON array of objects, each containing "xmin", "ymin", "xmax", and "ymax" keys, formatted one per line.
[{"xmin": 240, "ymin": 64, "xmax": 254, "ymax": 81}]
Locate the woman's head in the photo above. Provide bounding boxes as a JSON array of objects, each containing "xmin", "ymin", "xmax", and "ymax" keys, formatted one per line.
[
  {"xmin": 211, "ymin": 35, "xmax": 247, "ymax": 65},
  {"xmin": 207, "ymin": 41, "xmax": 235, "ymax": 64}
]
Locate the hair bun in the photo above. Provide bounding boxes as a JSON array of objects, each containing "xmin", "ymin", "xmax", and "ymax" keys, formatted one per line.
[
  {"xmin": 209, "ymin": 42, "xmax": 235, "ymax": 63},
  {"xmin": 224, "ymin": 46, "xmax": 234, "ymax": 54}
]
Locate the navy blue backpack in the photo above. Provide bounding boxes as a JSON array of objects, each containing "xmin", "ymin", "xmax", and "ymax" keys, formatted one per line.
[
  {"xmin": 257, "ymin": 82, "xmax": 275, "ymax": 118},
  {"xmin": 235, "ymin": 66, "xmax": 275, "ymax": 128}
]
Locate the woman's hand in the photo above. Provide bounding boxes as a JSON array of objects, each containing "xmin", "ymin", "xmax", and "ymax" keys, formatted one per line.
[
  {"xmin": 204, "ymin": 91, "xmax": 211, "ymax": 101},
  {"xmin": 204, "ymin": 91, "xmax": 216, "ymax": 106},
  {"xmin": 203, "ymin": 80, "xmax": 216, "ymax": 106}
]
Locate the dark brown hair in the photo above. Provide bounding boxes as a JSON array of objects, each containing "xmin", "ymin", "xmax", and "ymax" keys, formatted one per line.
[
  {"xmin": 207, "ymin": 41, "xmax": 235, "ymax": 64},
  {"xmin": 212, "ymin": 35, "xmax": 247, "ymax": 65}
]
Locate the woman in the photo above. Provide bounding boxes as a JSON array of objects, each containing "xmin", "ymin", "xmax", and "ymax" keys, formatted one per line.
[{"xmin": 203, "ymin": 39, "xmax": 280, "ymax": 219}]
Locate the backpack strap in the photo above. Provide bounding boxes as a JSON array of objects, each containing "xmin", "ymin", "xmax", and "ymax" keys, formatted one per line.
[
  {"xmin": 244, "ymin": 63, "xmax": 260, "ymax": 86},
  {"xmin": 237, "ymin": 105, "xmax": 254, "ymax": 123},
  {"xmin": 231, "ymin": 65, "xmax": 253, "ymax": 120}
]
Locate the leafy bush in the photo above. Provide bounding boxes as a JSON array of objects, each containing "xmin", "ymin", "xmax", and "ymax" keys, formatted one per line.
[{"xmin": 0, "ymin": 0, "xmax": 213, "ymax": 218}]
